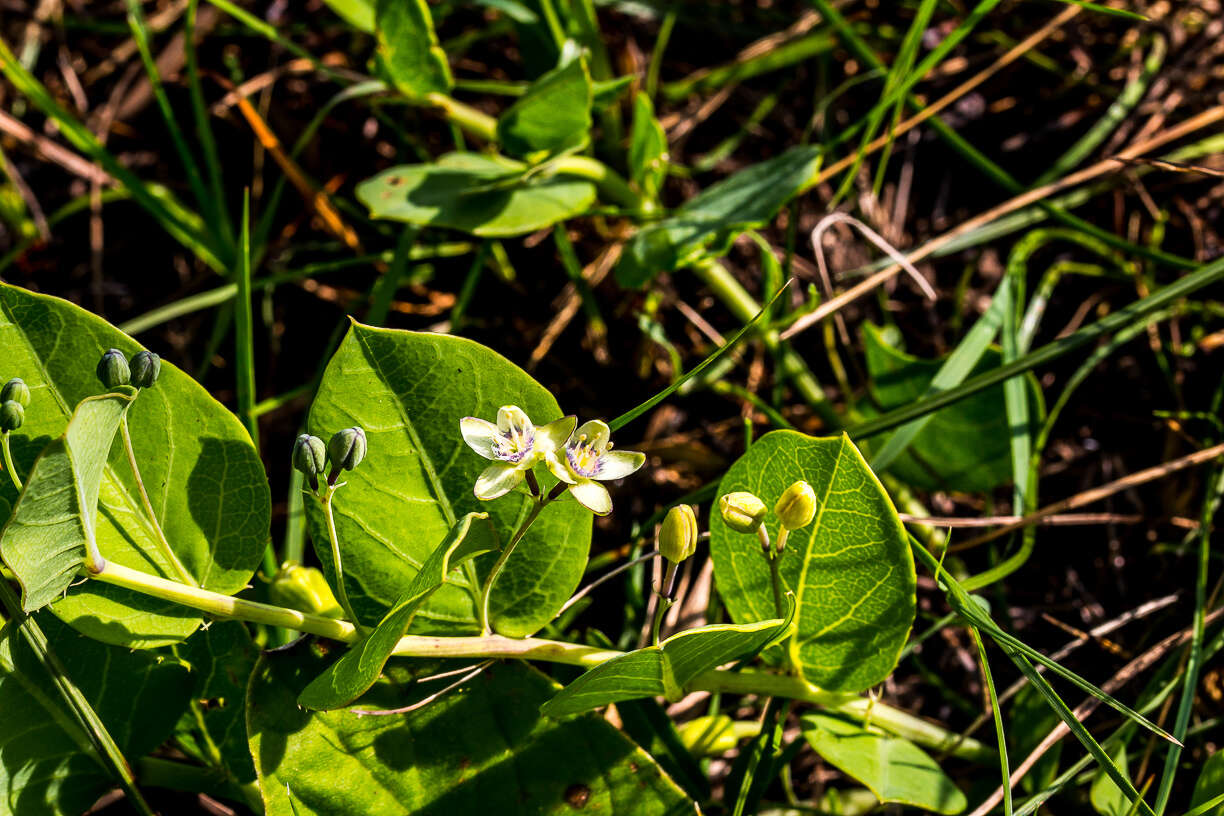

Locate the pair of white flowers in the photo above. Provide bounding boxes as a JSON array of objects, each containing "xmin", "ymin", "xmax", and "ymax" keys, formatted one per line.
[{"xmin": 460, "ymin": 406, "xmax": 644, "ymax": 515}]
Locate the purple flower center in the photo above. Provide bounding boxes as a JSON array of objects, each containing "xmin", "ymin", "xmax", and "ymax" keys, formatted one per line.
[
  {"xmin": 567, "ymin": 442, "xmax": 602, "ymax": 478},
  {"xmin": 494, "ymin": 426, "xmax": 534, "ymax": 463}
]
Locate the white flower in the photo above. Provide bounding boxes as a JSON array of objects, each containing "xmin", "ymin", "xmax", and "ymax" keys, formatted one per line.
[
  {"xmin": 547, "ymin": 419, "xmax": 645, "ymax": 516},
  {"xmin": 460, "ymin": 405, "xmax": 575, "ymax": 500}
]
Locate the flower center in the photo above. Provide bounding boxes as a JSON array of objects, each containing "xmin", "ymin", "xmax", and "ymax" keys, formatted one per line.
[
  {"xmin": 566, "ymin": 440, "xmax": 602, "ymax": 478},
  {"xmin": 495, "ymin": 426, "xmax": 534, "ymax": 463}
]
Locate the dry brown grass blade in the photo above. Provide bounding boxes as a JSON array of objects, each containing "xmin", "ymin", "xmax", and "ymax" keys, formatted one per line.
[
  {"xmin": 229, "ymin": 87, "xmax": 363, "ymax": 253},
  {"xmin": 949, "ymin": 441, "xmax": 1224, "ymax": 552},
  {"xmin": 900, "ymin": 512, "xmax": 1198, "ymax": 529},
  {"xmin": 781, "ymin": 105, "xmax": 1224, "ymax": 341}
]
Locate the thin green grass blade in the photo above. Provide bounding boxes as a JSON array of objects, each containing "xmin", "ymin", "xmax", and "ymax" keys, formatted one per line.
[
  {"xmin": 849, "ymin": 256, "xmax": 1224, "ymax": 440},
  {"xmin": 123, "ymin": 0, "xmax": 216, "ymax": 240},
  {"xmin": 971, "ymin": 626, "xmax": 1012, "ymax": 816},
  {"xmin": 0, "ymin": 36, "xmax": 225, "ymax": 273},
  {"xmin": 870, "ymin": 272, "xmax": 1013, "ymax": 471},
  {"xmin": 609, "ymin": 280, "xmax": 790, "ymax": 431},
  {"xmin": 1050, "ymin": 0, "xmax": 1148, "ymax": 20},
  {"xmin": 1183, "ymin": 793, "xmax": 1224, "ymax": 816},
  {"xmin": 185, "ymin": 0, "xmax": 234, "ymax": 247},
  {"xmin": 235, "ymin": 193, "xmax": 258, "ymax": 448},
  {"xmin": 1008, "ymin": 652, "xmax": 1155, "ymax": 816},
  {"xmin": 1001, "ymin": 252, "xmax": 1031, "ymax": 512}
]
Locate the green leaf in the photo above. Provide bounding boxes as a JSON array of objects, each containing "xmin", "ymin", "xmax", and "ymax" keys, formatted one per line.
[
  {"xmin": 541, "ymin": 600, "xmax": 795, "ymax": 718},
  {"xmin": 322, "ymin": 0, "xmax": 373, "ymax": 31},
  {"xmin": 1, "ymin": 392, "xmax": 132, "ymax": 611},
  {"xmin": 497, "ymin": 56, "xmax": 592, "ymax": 159},
  {"xmin": 709, "ymin": 430, "xmax": 916, "ymax": 692},
  {"xmin": 174, "ymin": 620, "xmax": 260, "ymax": 783},
  {"xmin": 375, "ymin": 0, "xmax": 451, "ymax": 98},
  {"xmin": 800, "ymin": 713, "xmax": 967, "ymax": 815},
  {"xmin": 248, "ymin": 644, "xmax": 698, "ymax": 816},
  {"xmin": 1191, "ymin": 752, "xmax": 1224, "ymax": 816},
  {"xmin": 297, "ymin": 512, "xmax": 498, "ymax": 710},
  {"xmin": 1091, "ymin": 744, "xmax": 1132, "ymax": 816},
  {"xmin": 862, "ymin": 322, "xmax": 1043, "ymax": 492},
  {"xmin": 0, "ymin": 615, "xmax": 192, "ymax": 815},
  {"xmin": 0, "ymin": 283, "xmax": 271, "ymax": 648},
  {"xmin": 357, "ymin": 152, "xmax": 596, "ymax": 237},
  {"xmin": 614, "ymin": 145, "xmax": 821, "ymax": 288},
  {"xmin": 304, "ymin": 322, "xmax": 592, "ymax": 638},
  {"xmin": 629, "ymin": 92, "xmax": 667, "ymax": 202}
]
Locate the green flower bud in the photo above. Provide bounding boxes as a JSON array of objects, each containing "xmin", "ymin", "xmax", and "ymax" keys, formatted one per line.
[
  {"xmin": 1, "ymin": 378, "xmax": 30, "ymax": 407},
  {"xmin": 328, "ymin": 427, "xmax": 367, "ymax": 472},
  {"xmin": 292, "ymin": 434, "xmax": 327, "ymax": 490},
  {"xmin": 658, "ymin": 504, "xmax": 698, "ymax": 564},
  {"xmin": 0, "ymin": 400, "xmax": 23, "ymax": 432},
  {"xmin": 719, "ymin": 491, "xmax": 767, "ymax": 534},
  {"xmin": 96, "ymin": 349, "xmax": 130, "ymax": 389},
  {"xmin": 269, "ymin": 562, "xmax": 343, "ymax": 618},
  {"xmin": 775, "ymin": 480, "xmax": 817, "ymax": 530},
  {"xmin": 129, "ymin": 351, "xmax": 161, "ymax": 389}
]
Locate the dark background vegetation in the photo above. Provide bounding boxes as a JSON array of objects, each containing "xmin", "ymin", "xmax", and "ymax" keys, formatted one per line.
[{"xmin": 2, "ymin": 0, "xmax": 1223, "ymax": 813}]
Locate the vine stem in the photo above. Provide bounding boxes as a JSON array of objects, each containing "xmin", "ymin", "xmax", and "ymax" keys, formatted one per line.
[
  {"xmin": 1, "ymin": 432, "xmax": 21, "ymax": 491},
  {"xmin": 89, "ymin": 558, "xmax": 990, "ymax": 762},
  {"xmin": 120, "ymin": 416, "xmax": 196, "ymax": 586},
  {"xmin": 320, "ymin": 485, "xmax": 363, "ymax": 634},
  {"xmin": 478, "ymin": 496, "xmax": 547, "ymax": 634},
  {"xmin": 651, "ymin": 562, "xmax": 678, "ymax": 646}
]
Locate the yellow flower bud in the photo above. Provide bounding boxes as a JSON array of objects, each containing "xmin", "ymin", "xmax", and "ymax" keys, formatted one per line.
[
  {"xmin": 658, "ymin": 504, "xmax": 698, "ymax": 564},
  {"xmin": 719, "ymin": 491, "xmax": 767, "ymax": 534},
  {"xmin": 269, "ymin": 562, "xmax": 343, "ymax": 619},
  {"xmin": 775, "ymin": 480, "xmax": 816, "ymax": 530}
]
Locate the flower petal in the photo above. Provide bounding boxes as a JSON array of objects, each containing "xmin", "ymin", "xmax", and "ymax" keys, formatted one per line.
[
  {"xmin": 569, "ymin": 479, "xmax": 612, "ymax": 516},
  {"xmin": 536, "ymin": 415, "xmax": 577, "ymax": 454},
  {"xmin": 595, "ymin": 449, "xmax": 645, "ymax": 481},
  {"xmin": 474, "ymin": 462, "xmax": 525, "ymax": 500},
  {"xmin": 546, "ymin": 451, "xmax": 576, "ymax": 484},
  {"xmin": 573, "ymin": 419, "xmax": 611, "ymax": 452},
  {"xmin": 460, "ymin": 417, "xmax": 500, "ymax": 460},
  {"xmin": 496, "ymin": 405, "xmax": 533, "ymax": 434}
]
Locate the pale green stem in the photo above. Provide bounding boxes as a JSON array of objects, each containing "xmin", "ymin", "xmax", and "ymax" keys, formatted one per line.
[
  {"xmin": 651, "ymin": 561, "xmax": 678, "ymax": 646},
  {"xmin": 320, "ymin": 486, "xmax": 363, "ymax": 634},
  {"xmin": 550, "ymin": 155, "xmax": 656, "ymax": 214},
  {"xmin": 424, "ymin": 92, "xmax": 497, "ymax": 141},
  {"xmin": 120, "ymin": 417, "xmax": 196, "ymax": 586},
  {"xmin": 756, "ymin": 525, "xmax": 785, "ymax": 618},
  {"xmin": 479, "ymin": 497, "xmax": 547, "ymax": 634},
  {"xmin": 89, "ymin": 558, "xmax": 989, "ymax": 761},
  {"xmin": 1, "ymin": 432, "xmax": 21, "ymax": 491}
]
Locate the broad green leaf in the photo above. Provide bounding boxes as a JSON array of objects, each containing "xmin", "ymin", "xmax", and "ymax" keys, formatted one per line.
[
  {"xmin": 297, "ymin": 512, "xmax": 498, "ymax": 710},
  {"xmin": 1, "ymin": 392, "xmax": 131, "ymax": 611},
  {"xmin": 541, "ymin": 601, "xmax": 795, "ymax": 718},
  {"xmin": 800, "ymin": 713, "xmax": 967, "ymax": 815},
  {"xmin": 614, "ymin": 145, "xmax": 821, "ymax": 288},
  {"xmin": 1192, "ymin": 752, "xmax": 1224, "ymax": 816},
  {"xmin": 357, "ymin": 152, "xmax": 596, "ymax": 237},
  {"xmin": 0, "ymin": 615, "xmax": 191, "ymax": 816},
  {"xmin": 304, "ymin": 322, "xmax": 592, "ymax": 638},
  {"xmin": 322, "ymin": 0, "xmax": 373, "ymax": 31},
  {"xmin": 248, "ymin": 644, "xmax": 698, "ymax": 816},
  {"xmin": 709, "ymin": 430, "xmax": 916, "ymax": 692},
  {"xmin": 174, "ymin": 621, "xmax": 259, "ymax": 783},
  {"xmin": 0, "ymin": 283, "xmax": 271, "ymax": 648},
  {"xmin": 497, "ymin": 56, "xmax": 592, "ymax": 159},
  {"xmin": 1090, "ymin": 744, "xmax": 1131, "ymax": 816},
  {"xmin": 862, "ymin": 322, "xmax": 1043, "ymax": 492},
  {"xmin": 375, "ymin": 0, "xmax": 451, "ymax": 98},
  {"xmin": 629, "ymin": 92, "xmax": 667, "ymax": 201}
]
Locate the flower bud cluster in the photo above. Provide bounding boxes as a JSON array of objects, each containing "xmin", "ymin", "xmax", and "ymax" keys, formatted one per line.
[
  {"xmin": 293, "ymin": 427, "xmax": 368, "ymax": 492},
  {"xmin": 96, "ymin": 349, "xmax": 162, "ymax": 390},
  {"xmin": 718, "ymin": 480, "xmax": 817, "ymax": 550},
  {"xmin": 1, "ymin": 378, "xmax": 29, "ymax": 432}
]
